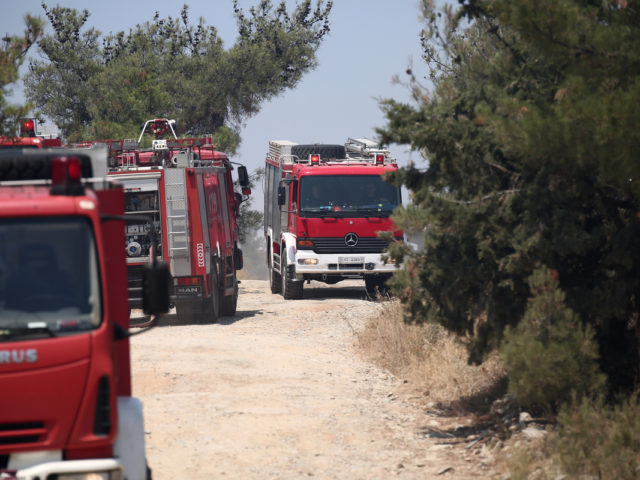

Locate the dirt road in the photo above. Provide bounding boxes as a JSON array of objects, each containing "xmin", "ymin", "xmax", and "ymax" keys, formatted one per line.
[{"xmin": 130, "ymin": 279, "xmax": 496, "ymax": 479}]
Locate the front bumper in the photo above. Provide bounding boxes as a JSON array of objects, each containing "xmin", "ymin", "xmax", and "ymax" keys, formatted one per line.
[
  {"xmin": 13, "ymin": 458, "xmax": 123, "ymax": 480},
  {"xmin": 293, "ymin": 251, "xmax": 399, "ymax": 278}
]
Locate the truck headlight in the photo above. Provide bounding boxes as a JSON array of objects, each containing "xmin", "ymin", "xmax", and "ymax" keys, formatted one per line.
[{"xmin": 297, "ymin": 258, "xmax": 318, "ymax": 265}]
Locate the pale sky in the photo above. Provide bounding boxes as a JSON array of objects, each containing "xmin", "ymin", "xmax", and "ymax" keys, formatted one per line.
[{"xmin": 2, "ymin": 0, "xmax": 429, "ymax": 206}]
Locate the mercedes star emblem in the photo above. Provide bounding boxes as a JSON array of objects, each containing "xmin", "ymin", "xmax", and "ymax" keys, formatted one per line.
[{"xmin": 344, "ymin": 232, "xmax": 358, "ymax": 247}]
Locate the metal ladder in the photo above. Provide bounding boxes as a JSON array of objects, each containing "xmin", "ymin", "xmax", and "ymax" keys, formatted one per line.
[{"xmin": 164, "ymin": 169, "xmax": 190, "ymax": 276}]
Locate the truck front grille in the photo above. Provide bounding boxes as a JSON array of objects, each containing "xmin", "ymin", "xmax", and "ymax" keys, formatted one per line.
[{"xmin": 308, "ymin": 237, "xmax": 389, "ymax": 254}]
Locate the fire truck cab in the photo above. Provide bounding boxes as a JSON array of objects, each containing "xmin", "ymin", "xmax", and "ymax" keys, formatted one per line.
[
  {"xmin": 0, "ymin": 148, "xmax": 169, "ymax": 479},
  {"xmin": 264, "ymin": 138, "xmax": 403, "ymax": 299},
  {"xmin": 80, "ymin": 119, "xmax": 251, "ymax": 323}
]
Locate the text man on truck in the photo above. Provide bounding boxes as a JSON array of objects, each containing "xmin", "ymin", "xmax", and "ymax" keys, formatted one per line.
[{"xmin": 0, "ymin": 148, "xmax": 169, "ymax": 480}]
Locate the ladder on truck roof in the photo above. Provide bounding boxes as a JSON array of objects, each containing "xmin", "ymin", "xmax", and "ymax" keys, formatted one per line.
[
  {"xmin": 164, "ymin": 168, "xmax": 190, "ymax": 276},
  {"xmin": 268, "ymin": 138, "xmax": 396, "ymax": 166},
  {"xmin": 344, "ymin": 138, "xmax": 392, "ymax": 159}
]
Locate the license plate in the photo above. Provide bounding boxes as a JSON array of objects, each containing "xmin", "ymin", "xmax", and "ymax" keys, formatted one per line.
[{"xmin": 338, "ymin": 256, "xmax": 364, "ymax": 263}]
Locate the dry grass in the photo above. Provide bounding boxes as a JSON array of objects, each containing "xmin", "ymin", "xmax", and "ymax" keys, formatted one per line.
[
  {"xmin": 357, "ymin": 299, "xmax": 505, "ymax": 410},
  {"xmin": 358, "ymin": 300, "xmax": 640, "ymax": 479}
]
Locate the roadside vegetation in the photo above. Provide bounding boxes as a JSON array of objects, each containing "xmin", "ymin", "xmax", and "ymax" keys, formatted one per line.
[
  {"xmin": 373, "ymin": 0, "xmax": 640, "ymax": 477},
  {"xmin": 358, "ymin": 299, "xmax": 505, "ymax": 409},
  {"xmin": 360, "ymin": 299, "xmax": 640, "ymax": 479}
]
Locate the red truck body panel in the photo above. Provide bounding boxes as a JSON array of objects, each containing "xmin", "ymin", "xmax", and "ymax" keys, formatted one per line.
[
  {"xmin": 0, "ymin": 137, "xmax": 44, "ymax": 149},
  {"xmin": 0, "ymin": 183, "xmax": 127, "ymax": 460}
]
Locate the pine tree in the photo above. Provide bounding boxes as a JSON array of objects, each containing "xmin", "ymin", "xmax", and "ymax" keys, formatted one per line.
[
  {"xmin": 379, "ymin": 0, "xmax": 640, "ymax": 394},
  {"xmin": 24, "ymin": 1, "xmax": 332, "ymax": 144}
]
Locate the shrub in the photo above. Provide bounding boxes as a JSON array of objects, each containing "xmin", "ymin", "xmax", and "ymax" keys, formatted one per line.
[
  {"xmin": 358, "ymin": 300, "xmax": 505, "ymax": 407},
  {"xmin": 554, "ymin": 396, "xmax": 640, "ymax": 479},
  {"xmin": 500, "ymin": 267, "xmax": 606, "ymax": 413}
]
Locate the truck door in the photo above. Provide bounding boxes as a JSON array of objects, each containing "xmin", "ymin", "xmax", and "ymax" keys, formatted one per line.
[
  {"xmin": 289, "ymin": 180, "xmax": 298, "ymax": 233},
  {"xmin": 279, "ymin": 180, "xmax": 289, "ymax": 239}
]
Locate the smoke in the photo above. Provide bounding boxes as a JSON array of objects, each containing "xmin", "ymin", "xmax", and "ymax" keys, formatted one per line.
[{"xmin": 239, "ymin": 231, "xmax": 267, "ymax": 280}]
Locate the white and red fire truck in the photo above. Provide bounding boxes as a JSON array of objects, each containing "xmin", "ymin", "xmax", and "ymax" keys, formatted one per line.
[
  {"xmin": 0, "ymin": 118, "xmax": 62, "ymax": 149},
  {"xmin": 0, "ymin": 147, "xmax": 170, "ymax": 479},
  {"xmin": 264, "ymin": 138, "xmax": 403, "ymax": 299},
  {"xmin": 78, "ymin": 119, "xmax": 251, "ymax": 322}
]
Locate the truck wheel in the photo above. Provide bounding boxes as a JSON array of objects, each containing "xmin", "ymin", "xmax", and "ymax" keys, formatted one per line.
[
  {"xmin": 220, "ymin": 278, "xmax": 238, "ymax": 316},
  {"xmin": 365, "ymin": 276, "xmax": 390, "ymax": 299},
  {"xmin": 281, "ymin": 249, "xmax": 303, "ymax": 299},
  {"xmin": 269, "ymin": 255, "xmax": 282, "ymax": 294},
  {"xmin": 203, "ymin": 270, "xmax": 220, "ymax": 322}
]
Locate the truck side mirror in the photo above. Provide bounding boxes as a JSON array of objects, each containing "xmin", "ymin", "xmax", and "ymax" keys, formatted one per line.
[
  {"xmin": 277, "ymin": 185, "xmax": 286, "ymax": 206},
  {"xmin": 237, "ymin": 165, "xmax": 250, "ymax": 187},
  {"xmin": 142, "ymin": 261, "xmax": 171, "ymax": 315}
]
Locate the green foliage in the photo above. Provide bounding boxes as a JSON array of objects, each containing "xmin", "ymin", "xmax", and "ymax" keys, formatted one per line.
[
  {"xmin": 500, "ymin": 266, "xmax": 606, "ymax": 412},
  {"xmin": 379, "ymin": 0, "xmax": 640, "ymax": 394},
  {"xmin": 554, "ymin": 396, "xmax": 640, "ymax": 479},
  {"xmin": 24, "ymin": 1, "xmax": 332, "ymax": 142},
  {"xmin": 0, "ymin": 15, "xmax": 44, "ymax": 136},
  {"xmin": 212, "ymin": 125, "xmax": 241, "ymax": 156}
]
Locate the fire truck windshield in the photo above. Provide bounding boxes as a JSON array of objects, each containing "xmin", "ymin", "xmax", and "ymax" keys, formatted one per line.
[
  {"xmin": 0, "ymin": 217, "xmax": 102, "ymax": 340},
  {"xmin": 299, "ymin": 175, "xmax": 400, "ymax": 217}
]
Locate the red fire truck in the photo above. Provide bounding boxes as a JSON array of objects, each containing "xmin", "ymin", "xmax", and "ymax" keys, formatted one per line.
[
  {"xmin": 264, "ymin": 138, "xmax": 403, "ymax": 299},
  {"xmin": 80, "ymin": 119, "xmax": 251, "ymax": 323},
  {"xmin": 0, "ymin": 148, "xmax": 170, "ymax": 479},
  {"xmin": 0, "ymin": 118, "xmax": 62, "ymax": 149}
]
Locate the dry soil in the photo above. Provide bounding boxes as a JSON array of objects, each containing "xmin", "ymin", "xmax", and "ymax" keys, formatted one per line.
[{"xmin": 130, "ymin": 279, "xmax": 499, "ymax": 479}]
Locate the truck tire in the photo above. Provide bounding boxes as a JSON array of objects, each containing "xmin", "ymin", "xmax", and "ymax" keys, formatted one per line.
[
  {"xmin": 290, "ymin": 144, "xmax": 346, "ymax": 161},
  {"xmin": 219, "ymin": 278, "xmax": 238, "ymax": 317},
  {"xmin": 281, "ymin": 249, "xmax": 303, "ymax": 299},
  {"xmin": 202, "ymin": 270, "xmax": 220, "ymax": 322}
]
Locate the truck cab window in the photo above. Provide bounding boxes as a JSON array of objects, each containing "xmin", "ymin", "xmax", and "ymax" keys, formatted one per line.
[
  {"xmin": 0, "ymin": 217, "xmax": 102, "ymax": 338},
  {"xmin": 300, "ymin": 175, "xmax": 400, "ymax": 216}
]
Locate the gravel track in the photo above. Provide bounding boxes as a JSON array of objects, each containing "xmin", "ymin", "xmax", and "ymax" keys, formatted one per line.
[{"xmin": 130, "ymin": 279, "xmax": 493, "ymax": 479}]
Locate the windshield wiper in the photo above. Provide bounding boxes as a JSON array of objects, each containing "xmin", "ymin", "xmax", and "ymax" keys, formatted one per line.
[
  {"xmin": 356, "ymin": 207, "xmax": 394, "ymax": 217},
  {"xmin": 300, "ymin": 206, "xmax": 333, "ymax": 212},
  {"xmin": 0, "ymin": 325, "xmax": 57, "ymax": 341},
  {"xmin": 299, "ymin": 207, "xmax": 342, "ymax": 217}
]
